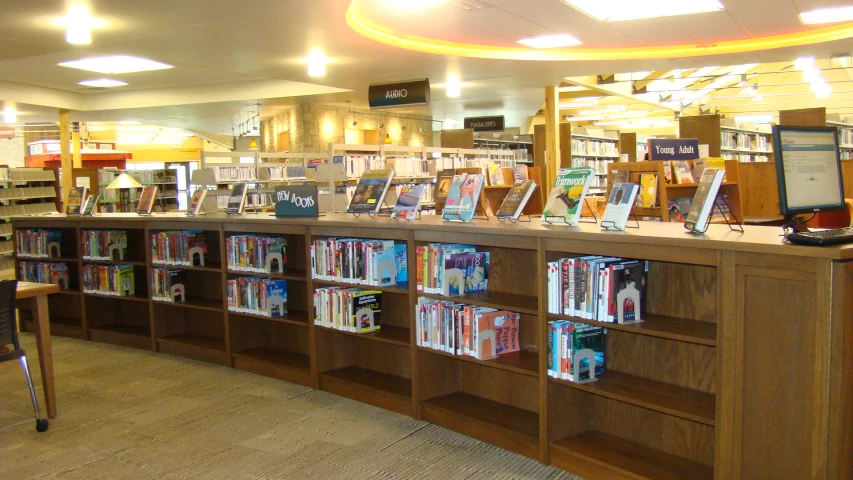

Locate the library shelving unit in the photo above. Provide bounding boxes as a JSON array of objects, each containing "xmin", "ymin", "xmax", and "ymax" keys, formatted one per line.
[
  {"xmin": 0, "ymin": 168, "xmax": 59, "ymax": 270},
  {"xmin": 606, "ymin": 159, "xmax": 744, "ymax": 223},
  {"xmin": 678, "ymin": 114, "xmax": 774, "ymax": 163},
  {"xmin": 13, "ymin": 213, "xmax": 853, "ymax": 479},
  {"xmin": 570, "ymin": 129, "xmax": 621, "ymax": 195}
]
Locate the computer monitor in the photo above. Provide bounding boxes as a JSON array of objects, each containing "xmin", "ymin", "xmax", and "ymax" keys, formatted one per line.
[{"xmin": 772, "ymin": 125, "xmax": 845, "ymax": 222}]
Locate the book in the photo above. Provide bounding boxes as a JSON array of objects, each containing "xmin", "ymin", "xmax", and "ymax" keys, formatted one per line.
[
  {"xmin": 434, "ymin": 170, "xmax": 454, "ymax": 204},
  {"xmin": 81, "ymin": 195, "xmax": 99, "ymax": 216},
  {"xmin": 488, "ymin": 163, "xmax": 505, "ymax": 186},
  {"xmin": 390, "ymin": 184, "xmax": 425, "ymax": 220},
  {"xmin": 568, "ymin": 322, "xmax": 606, "ymax": 382},
  {"xmin": 637, "ymin": 173, "xmax": 658, "ymax": 208},
  {"xmin": 610, "ymin": 170, "xmax": 630, "ymax": 186},
  {"xmin": 673, "ymin": 160, "xmax": 695, "ymax": 184},
  {"xmin": 225, "ymin": 183, "xmax": 248, "ymax": 215},
  {"xmin": 66, "ymin": 187, "xmax": 87, "ymax": 215},
  {"xmin": 394, "ymin": 243, "xmax": 408, "ymax": 284},
  {"xmin": 601, "ymin": 183, "xmax": 639, "ymax": 230},
  {"xmin": 668, "ymin": 200, "xmax": 686, "ymax": 222},
  {"xmin": 136, "ymin": 186, "xmax": 158, "ymax": 215},
  {"xmin": 347, "ymin": 169, "xmax": 395, "ymax": 214},
  {"xmin": 662, "ymin": 161, "xmax": 673, "ymax": 184},
  {"xmin": 442, "ymin": 174, "xmax": 485, "ymax": 221},
  {"xmin": 352, "ymin": 290, "xmax": 381, "ymax": 332},
  {"xmin": 542, "ymin": 168, "xmax": 594, "ymax": 224},
  {"xmin": 685, "ymin": 168, "xmax": 726, "ymax": 231},
  {"xmin": 495, "ymin": 180, "xmax": 537, "ymax": 219},
  {"xmin": 512, "ymin": 165, "xmax": 529, "ymax": 181},
  {"xmin": 607, "ymin": 260, "xmax": 647, "ymax": 323},
  {"xmin": 443, "ymin": 251, "xmax": 489, "ymax": 296},
  {"xmin": 474, "ymin": 310, "xmax": 515, "ymax": 360},
  {"xmin": 187, "ymin": 189, "xmax": 207, "ymax": 216},
  {"xmin": 710, "ymin": 194, "xmax": 731, "ymax": 223}
]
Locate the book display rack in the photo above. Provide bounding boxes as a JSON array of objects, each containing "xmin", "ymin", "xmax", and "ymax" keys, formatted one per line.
[{"xmin": 11, "ymin": 212, "xmax": 853, "ymax": 480}]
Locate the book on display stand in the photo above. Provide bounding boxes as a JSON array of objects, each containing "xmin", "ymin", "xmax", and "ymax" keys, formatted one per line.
[
  {"xmin": 542, "ymin": 168, "xmax": 597, "ymax": 225},
  {"xmin": 136, "ymin": 186, "xmax": 159, "ymax": 215},
  {"xmin": 684, "ymin": 168, "xmax": 743, "ymax": 234},
  {"xmin": 65, "ymin": 186, "xmax": 88, "ymax": 215},
  {"xmin": 347, "ymin": 168, "xmax": 395, "ymax": 219},
  {"xmin": 441, "ymin": 173, "xmax": 487, "ymax": 222},
  {"xmin": 225, "ymin": 183, "xmax": 248, "ymax": 215},
  {"xmin": 601, "ymin": 183, "xmax": 640, "ymax": 230},
  {"xmin": 390, "ymin": 184, "xmax": 426, "ymax": 221},
  {"xmin": 186, "ymin": 189, "xmax": 208, "ymax": 216},
  {"xmin": 495, "ymin": 179, "xmax": 537, "ymax": 223}
]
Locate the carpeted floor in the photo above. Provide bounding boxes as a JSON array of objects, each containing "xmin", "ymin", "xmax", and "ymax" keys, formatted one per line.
[{"xmin": 0, "ymin": 334, "xmax": 583, "ymax": 479}]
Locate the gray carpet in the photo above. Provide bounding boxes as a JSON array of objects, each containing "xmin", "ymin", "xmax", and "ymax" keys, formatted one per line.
[{"xmin": 0, "ymin": 334, "xmax": 582, "ymax": 479}]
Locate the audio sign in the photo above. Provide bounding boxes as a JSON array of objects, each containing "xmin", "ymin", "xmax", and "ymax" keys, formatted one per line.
[
  {"xmin": 464, "ymin": 116, "xmax": 505, "ymax": 132},
  {"xmin": 368, "ymin": 79, "xmax": 430, "ymax": 109}
]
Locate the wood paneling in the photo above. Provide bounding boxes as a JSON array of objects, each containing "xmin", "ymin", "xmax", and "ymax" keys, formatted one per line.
[
  {"xmin": 739, "ymin": 162, "xmax": 780, "ymax": 219},
  {"xmin": 779, "ymin": 107, "xmax": 827, "ymax": 126},
  {"xmin": 679, "ymin": 115, "xmax": 722, "ymax": 157},
  {"xmin": 440, "ymin": 129, "xmax": 474, "ymax": 149}
]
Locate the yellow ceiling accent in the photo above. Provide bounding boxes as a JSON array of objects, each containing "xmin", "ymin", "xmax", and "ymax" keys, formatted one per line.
[{"xmin": 346, "ymin": 0, "xmax": 853, "ymax": 61}]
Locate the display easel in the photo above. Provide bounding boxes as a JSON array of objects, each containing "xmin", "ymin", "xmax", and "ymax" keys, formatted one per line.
[
  {"xmin": 543, "ymin": 198, "xmax": 601, "ymax": 226},
  {"xmin": 601, "ymin": 206, "xmax": 641, "ymax": 231},
  {"xmin": 685, "ymin": 195, "xmax": 744, "ymax": 234},
  {"xmin": 349, "ymin": 200, "xmax": 391, "ymax": 220}
]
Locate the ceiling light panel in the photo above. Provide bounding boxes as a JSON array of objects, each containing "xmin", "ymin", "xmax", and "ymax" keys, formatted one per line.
[
  {"xmin": 78, "ymin": 78, "xmax": 128, "ymax": 88},
  {"xmin": 517, "ymin": 33, "xmax": 582, "ymax": 48},
  {"xmin": 563, "ymin": 0, "xmax": 724, "ymax": 22},
  {"xmin": 59, "ymin": 55, "xmax": 173, "ymax": 74},
  {"xmin": 800, "ymin": 5, "xmax": 853, "ymax": 25}
]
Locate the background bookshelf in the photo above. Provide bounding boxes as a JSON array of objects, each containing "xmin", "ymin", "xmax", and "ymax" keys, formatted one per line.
[
  {"xmin": 0, "ymin": 167, "xmax": 59, "ymax": 271},
  {"xmin": 678, "ymin": 114, "xmax": 773, "ymax": 163}
]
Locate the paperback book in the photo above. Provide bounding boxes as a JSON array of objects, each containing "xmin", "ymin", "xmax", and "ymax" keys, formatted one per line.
[
  {"xmin": 347, "ymin": 169, "xmax": 395, "ymax": 214},
  {"xmin": 81, "ymin": 195, "xmax": 99, "ymax": 216},
  {"xmin": 434, "ymin": 170, "xmax": 454, "ymax": 204},
  {"xmin": 442, "ymin": 174, "xmax": 485, "ymax": 221},
  {"xmin": 495, "ymin": 180, "xmax": 537, "ymax": 219},
  {"xmin": 673, "ymin": 160, "xmax": 695, "ymax": 184},
  {"xmin": 187, "ymin": 189, "xmax": 207, "ymax": 216},
  {"xmin": 225, "ymin": 183, "xmax": 248, "ymax": 215},
  {"xmin": 685, "ymin": 168, "xmax": 726, "ymax": 231},
  {"xmin": 488, "ymin": 163, "xmax": 505, "ymax": 186},
  {"xmin": 136, "ymin": 186, "xmax": 158, "ymax": 215},
  {"xmin": 637, "ymin": 173, "xmax": 658, "ymax": 208},
  {"xmin": 442, "ymin": 251, "xmax": 489, "ymax": 296},
  {"xmin": 547, "ymin": 321, "xmax": 606, "ymax": 382},
  {"xmin": 601, "ymin": 183, "xmax": 639, "ymax": 230},
  {"xmin": 66, "ymin": 187, "xmax": 88, "ymax": 215},
  {"xmin": 512, "ymin": 165, "xmax": 529, "ymax": 181},
  {"xmin": 542, "ymin": 168, "xmax": 595, "ymax": 225},
  {"xmin": 390, "ymin": 184, "xmax": 426, "ymax": 220}
]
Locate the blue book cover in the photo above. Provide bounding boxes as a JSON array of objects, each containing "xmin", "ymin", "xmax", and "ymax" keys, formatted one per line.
[
  {"xmin": 457, "ymin": 174, "xmax": 485, "ymax": 221},
  {"xmin": 443, "ymin": 252, "xmax": 489, "ymax": 295},
  {"xmin": 394, "ymin": 243, "xmax": 408, "ymax": 284},
  {"xmin": 265, "ymin": 279, "xmax": 288, "ymax": 317},
  {"xmin": 372, "ymin": 242, "xmax": 397, "ymax": 286},
  {"xmin": 441, "ymin": 174, "xmax": 465, "ymax": 220}
]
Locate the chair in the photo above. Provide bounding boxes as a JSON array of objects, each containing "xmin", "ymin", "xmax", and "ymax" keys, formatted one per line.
[{"xmin": 0, "ymin": 280, "xmax": 49, "ymax": 432}]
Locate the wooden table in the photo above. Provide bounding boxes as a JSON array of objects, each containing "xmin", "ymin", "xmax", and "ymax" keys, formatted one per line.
[{"xmin": 16, "ymin": 281, "xmax": 59, "ymax": 418}]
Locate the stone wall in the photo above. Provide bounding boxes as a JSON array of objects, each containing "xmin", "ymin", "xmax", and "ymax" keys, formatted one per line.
[{"xmin": 261, "ymin": 103, "xmax": 434, "ymax": 153}]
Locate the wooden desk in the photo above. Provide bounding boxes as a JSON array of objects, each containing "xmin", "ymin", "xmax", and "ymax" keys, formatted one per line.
[{"xmin": 16, "ymin": 281, "xmax": 59, "ymax": 418}]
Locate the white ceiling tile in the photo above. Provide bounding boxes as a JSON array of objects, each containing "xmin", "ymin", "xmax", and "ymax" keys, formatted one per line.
[
  {"xmin": 722, "ymin": 0, "xmax": 804, "ymax": 36},
  {"xmin": 607, "ymin": 17, "xmax": 697, "ymax": 46},
  {"xmin": 665, "ymin": 11, "xmax": 750, "ymax": 43}
]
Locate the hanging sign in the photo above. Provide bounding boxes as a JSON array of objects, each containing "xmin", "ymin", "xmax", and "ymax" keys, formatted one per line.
[
  {"xmin": 275, "ymin": 185, "xmax": 319, "ymax": 217},
  {"xmin": 368, "ymin": 79, "xmax": 430, "ymax": 109},
  {"xmin": 464, "ymin": 116, "xmax": 505, "ymax": 132},
  {"xmin": 648, "ymin": 138, "xmax": 700, "ymax": 160}
]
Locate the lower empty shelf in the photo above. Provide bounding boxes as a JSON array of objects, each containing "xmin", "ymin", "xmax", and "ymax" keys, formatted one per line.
[
  {"xmin": 319, "ymin": 366, "xmax": 412, "ymax": 416},
  {"xmin": 88, "ymin": 324, "xmax": 151, "ymax": 350},
  {"xmin": 232, "ymin": 347, "xmax": 311, "ymax": 386},
  {"xmin": 421, "ymin": 392, "xmax": 539, "ymax": 459},
  {"xmin": 550, "ymin": 431, "xmax": 713, "ymax": 480},
  {"xmin": 158, "ymin": 334, "xmax": 228, "ymax": 366}
]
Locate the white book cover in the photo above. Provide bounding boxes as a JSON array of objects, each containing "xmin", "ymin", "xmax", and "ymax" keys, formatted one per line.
[{"xmin": 601, "ymin": 183, "xmax": 639, "ymax": 230}]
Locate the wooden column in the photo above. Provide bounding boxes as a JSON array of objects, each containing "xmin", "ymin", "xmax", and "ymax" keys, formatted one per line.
[
  {"xmin": 59, "ymin": 110, "xmax": 72, "ymax": 207},
  {"xmin": 544, "ymin": 86, "xmax": 560, "ymax": 195},
  {"xmin": 71, "ymin": 122, "xmax": 82, "ymax": 168}
]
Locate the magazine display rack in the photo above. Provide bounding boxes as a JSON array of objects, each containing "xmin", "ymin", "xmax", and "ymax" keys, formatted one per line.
[{"xmin": 12, "ymin": 213, "xmax": 853, "ymax": 480}]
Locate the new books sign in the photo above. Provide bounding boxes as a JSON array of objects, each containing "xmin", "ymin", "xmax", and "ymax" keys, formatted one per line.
[
  {"xmin": 275, "ymin": 185, "xmax": 319, "ymax": 217},
  {"xmin": 648, "ymin": 138, "xmax": 700, "ymax": 160},
  {"xmin": 464, "ymin": 116, "xmax": 505, "ymax": 132},
  {"xmin": 368, "ymin": 79, "xmax": 430, "ymax": 109}
]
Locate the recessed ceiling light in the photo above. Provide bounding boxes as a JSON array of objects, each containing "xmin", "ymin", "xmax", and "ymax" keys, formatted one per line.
[
  {"xmin": 794, "ymin": 57, "xmax": 815, "ymax": 71},
  {"xmin": 564, "ymin": 0, "xmax": 724, "ymax": 22},
  {"xmin": 78, "ymin": 78, "xmax": 128, "ymax": 88},
  {"xmin": 517, "ymin": 33, "xmax": 582, "ymax": 49},
  {"xmin": 51, "ymin": 3, "xmax": 106, "ymax": 45},
  {"xmin": 303, "ymin": 48, "xmax": 333, "ymax": 77},
  {"xmin": 800, "ymin": 5, "xmax": 853, "ymax": 25},
  {"xmin": 59, "ymin": 55, "xmax": 173, "ymax": 74}
]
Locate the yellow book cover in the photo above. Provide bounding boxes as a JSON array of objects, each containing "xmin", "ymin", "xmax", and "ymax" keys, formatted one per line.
[{"xmin": 638, "ymin": 173, "xmax": 658, "ymax": 208}]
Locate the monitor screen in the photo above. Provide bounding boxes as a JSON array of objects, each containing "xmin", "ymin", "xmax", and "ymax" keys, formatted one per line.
[{"xmin": 772, "ymin": 125, "xmax": 845, "ymax": 215}]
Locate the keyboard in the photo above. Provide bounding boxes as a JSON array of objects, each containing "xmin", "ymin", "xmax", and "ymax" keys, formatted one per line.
[{"xmin": 787, "ymin": 227, "xmax": 853, "ymax": 246}]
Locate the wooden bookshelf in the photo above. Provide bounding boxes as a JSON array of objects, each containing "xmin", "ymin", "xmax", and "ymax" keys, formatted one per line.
[{"xmin": 11, "ymin": 213, "xmax": 853, "ymax": 480}]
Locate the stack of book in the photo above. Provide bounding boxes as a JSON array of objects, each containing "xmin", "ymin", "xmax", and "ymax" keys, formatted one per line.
[
  {"xmin": 15, "ymin": 229, "xmax": 61, "ymax": 258},
  {"xmin": 547, "ymin": 321, "xmax": 606, "ymax": 382},
  {"xmin": 211, "ymin": 166, "xmax": 256, "ymax": 182},
  {"xmin": 415, "ymin": 243, "xmax": 489, "ymax": 296},
  {"xmin": 311, "ymin": 237, "xmax": 406, "ymax": 287},
  {"xmin": 386, "ymin": 156, "xmax": 430, "ymax": 177},
  {"xmin": 547, "ymin": 256, "xmax": 647, "ymax": 324},
  {"xmin": 313, "ymin": 287, "xmax": 381, "ymax": 333},
  {"xmin": 226, "ymin": 277, "xmax": 287, "ymax": 317},
  {"xmin": 151, "ymin": 268, "xmax": 184, "ymax": 302},
  {"xmin": 226, "ymin": 235, "xmax": 287, "ymax": 273},
  {"xmin": 150, "ymin": 231, "xmax": 208, "ymax": 266},
  {"xmin": 82, "ymin": 264, "xmax": 135, "ymax": 296},
  {"xmin": 18, "ymin": 261, "xmax": 69, "ymax": 289},
  {"xmin": 416, "ymin": 297, "xmax": 520, "ymax": 361},
  {"xmin": 81, "ymin": 230, "xmax": 128, "ymax": 261}
]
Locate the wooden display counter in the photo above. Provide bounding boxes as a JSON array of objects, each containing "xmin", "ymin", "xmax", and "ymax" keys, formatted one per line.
[{"xmin": 12, "ymin": 213, "xmax": 853, "ymax": 480}]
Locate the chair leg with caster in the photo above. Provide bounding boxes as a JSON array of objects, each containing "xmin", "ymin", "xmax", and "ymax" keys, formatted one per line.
[{"xmin": 19, "ymin": 355, "xmax": 49, "ymax": 433}]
